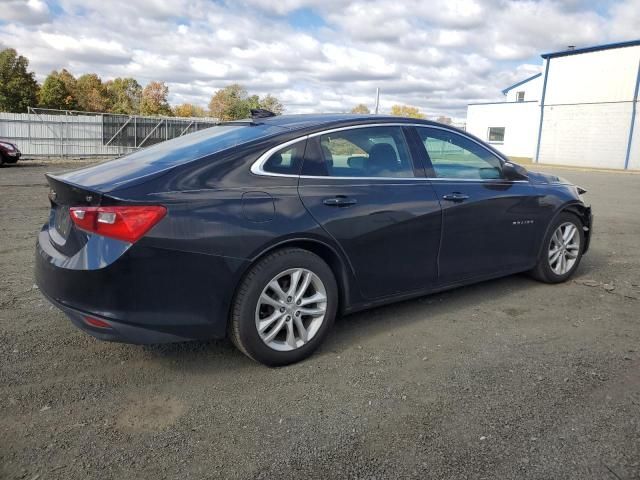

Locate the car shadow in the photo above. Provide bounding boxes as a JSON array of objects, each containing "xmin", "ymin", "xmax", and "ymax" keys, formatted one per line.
[
  {"xmin": 140, "ymin": 251, "xmax": 606, "ymax": 372},
  {"xmin": 321, "ymin": 273, "xmax": 536, "ymax": 354},
  {"xmin": 1, "ymin": 161, "xmax": 43, "ymax": 168},
  {"xmin": 140, "ymin": 273, "xmax": 540, "ymax": 372}
]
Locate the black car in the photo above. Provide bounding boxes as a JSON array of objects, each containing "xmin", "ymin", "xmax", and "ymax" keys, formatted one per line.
[
  {"xmin": 35, "ymin": 114, "xmax": 592, "ymax": 366},
  {"xmin": 0, "ymin": 139, "xmax": 21, "ymax": 165}
]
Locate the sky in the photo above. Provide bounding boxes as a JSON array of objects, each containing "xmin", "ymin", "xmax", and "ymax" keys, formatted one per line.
[{"xmin": 1, "ymin": 0, "xmax": 639, "ymax": 120}]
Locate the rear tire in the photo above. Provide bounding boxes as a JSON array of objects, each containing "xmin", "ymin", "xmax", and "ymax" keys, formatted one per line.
[
  {"xmin": 229, "ymin": 248, "xmax": 337, "ymax": 366},
  {"xmin": 530, "ymin": 212, "xmax": 585, "ymax": 283}
]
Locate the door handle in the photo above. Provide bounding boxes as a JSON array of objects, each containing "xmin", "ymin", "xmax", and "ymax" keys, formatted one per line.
[
  {"xmin": 323, "ymin": 196, "xmax": 357, "ymax": 207},
  {"xmin": 442, "ymin": 192, "xmax": 470, "ymax": 202}
]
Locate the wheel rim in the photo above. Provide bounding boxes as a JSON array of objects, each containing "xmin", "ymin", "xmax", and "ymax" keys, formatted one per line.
[
  {"xmin": 548, "ymin": 222, "xmax": 580, "ymax": 275},
  {"xmin": 255, "ymin": 268, "xmax": 328, "ymax": 352}
]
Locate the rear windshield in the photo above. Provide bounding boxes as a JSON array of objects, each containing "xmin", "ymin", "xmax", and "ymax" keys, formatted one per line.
[{"xmin": 57, "ymin": 123, "xmax": 287, "ymax": 190}]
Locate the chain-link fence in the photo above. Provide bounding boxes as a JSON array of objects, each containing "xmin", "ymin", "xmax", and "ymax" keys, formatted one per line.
[{"xmin": 0, "ymin": 108, "xmax": 218, "ymax": 158}]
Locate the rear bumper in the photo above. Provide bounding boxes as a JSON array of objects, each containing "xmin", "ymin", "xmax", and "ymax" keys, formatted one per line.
[
  {"xmin": 41, "ymin": 290, "xmax": 200, "ymax": 344},
  {"xmin": 35, "ymin": 228, "xmax": 249, "ymax": 343}
]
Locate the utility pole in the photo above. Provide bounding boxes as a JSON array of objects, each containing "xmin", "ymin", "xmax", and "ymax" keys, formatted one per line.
[{"xmin": 374, "ymin": 88, "xmax": 380, "ymax": 114}]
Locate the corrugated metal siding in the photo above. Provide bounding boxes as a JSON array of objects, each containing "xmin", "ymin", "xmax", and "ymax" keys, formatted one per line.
[{"xmin": 0, "ymin": 112, "xmax": 217, "ymax": 158}]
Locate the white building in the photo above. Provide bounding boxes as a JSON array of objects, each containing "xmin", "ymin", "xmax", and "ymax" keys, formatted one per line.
[{"xmin": 466, "ymin": 40, "xmax": 640, "ymax": 170}]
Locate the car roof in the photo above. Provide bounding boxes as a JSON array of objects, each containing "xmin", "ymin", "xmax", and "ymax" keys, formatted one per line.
[{"xmin": 225, "ymin": 113, "xmax": 439, "ymax": 130}]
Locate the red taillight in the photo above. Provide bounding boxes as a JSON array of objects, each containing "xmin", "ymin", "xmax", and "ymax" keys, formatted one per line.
[
  {"xmin": 69, "ymin": 205, "xmax": 166, "ymax": 243},
  {"xmin": 84, "ymin": 316, "xmax": 111, "ymax": 329}
]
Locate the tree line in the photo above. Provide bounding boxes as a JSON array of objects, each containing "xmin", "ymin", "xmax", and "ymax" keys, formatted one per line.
[
  {"xmin": 350, "ymin": 103, "xmax": 452, "ymax": 124},
  {"xmin": 0, "ymin": 48, "xmax": 284, "ymax": 119}
]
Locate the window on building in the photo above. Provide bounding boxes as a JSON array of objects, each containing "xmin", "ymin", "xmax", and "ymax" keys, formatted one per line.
[
  {"xmin": 516, "ymin": 91, "xmax": 525, "ymax": 102},
  {"xmin": 487, "ymin": 127, "xmax": 505, "ymax": 143}
]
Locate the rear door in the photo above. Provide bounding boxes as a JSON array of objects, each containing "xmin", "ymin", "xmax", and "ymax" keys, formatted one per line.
[
  {"xmin": 298, "ymin": 125, "xmax": 442, "ymax": 300},
  {"xmin": 413, "ymin": 126, "xmax": 541, "ymax": 284}
]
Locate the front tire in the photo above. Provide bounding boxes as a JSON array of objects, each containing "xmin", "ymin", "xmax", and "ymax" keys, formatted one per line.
[
  {"xmin": 229, "ymin": 248, "xmax": 337, "ymax": 366},
  {"xmin": 531, "ymin": 212, "xmax": 585, "ymax": 283}
]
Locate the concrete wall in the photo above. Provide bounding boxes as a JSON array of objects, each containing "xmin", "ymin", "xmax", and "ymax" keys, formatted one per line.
[
  {"xmin": 466, "ymin": 101, "xmax": 540, "ymax": 158},
  {"xmin": 538, "ymin": 102, "xmax": 633, "ymax": 169},
  {"xmin": 538, "ymin": 45, "xmax": 640, "ymax": 169}
]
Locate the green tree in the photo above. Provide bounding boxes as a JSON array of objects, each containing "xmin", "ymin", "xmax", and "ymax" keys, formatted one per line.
[
  {"xmin": 76, "ymin": 73, "xmax": 109, "ymax": 112},
  {"xmin": 173, "ymin": 103, "xmax": 206, "ymax": 117},
  {"xmin": 259, "ymin": 94, "xmax": 284, "ymax": 115},
  {"xmin": 140, "ymin": 81, "xmax": 172, "ymax": 116},
  {"xmin": 351, "ymin": 103, "xmax": 370, "ymax": 114},
  {"xmin": 105, "ymin": 77, "xmax": 142, "ymax": 114},
  {"xmin": 56, "ymin": 69, "xmax": 78, "ymax": 110},
  {"xmin": 208, "ymin": 84, "xmax": 283, "ymax": 120},
  {"xmin": 0, "ymin": 48, "xmax": 39, "ymax": 113},
  {"xmin": 390, "ymin": 104, "xmax": 426, "ymax": 119},
  {"xmin": 209, "ymin": 84, "xmax": 250, "ymax": 120},
  {"xmin": 246, "ymin": 94, "xmax": 261, "ymax": 112},
  {"xmin": 38, "ymin": 72, "xmax": 71, "ymax": 110}
]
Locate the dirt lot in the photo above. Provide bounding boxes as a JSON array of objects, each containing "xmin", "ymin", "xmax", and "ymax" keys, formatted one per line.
[{"xmin": 1, "ymin": 161, "xmax": 639, "ymax": 480}]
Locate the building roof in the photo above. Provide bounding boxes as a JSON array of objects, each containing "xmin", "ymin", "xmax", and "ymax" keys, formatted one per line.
[
  {"xmin": 501, "ymin": 73, "xmax": 541, "ymax": 95},
  {"xmin": 541, "ymin": 39, "xmax": 640, "ymax": 59}
]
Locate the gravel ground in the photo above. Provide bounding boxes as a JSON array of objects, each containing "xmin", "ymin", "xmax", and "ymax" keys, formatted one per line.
[{"xmin": 1, "ymin": 160, "xmax": 639, "ymax": 480}]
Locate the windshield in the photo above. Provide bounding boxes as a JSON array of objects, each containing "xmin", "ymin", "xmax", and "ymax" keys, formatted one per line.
[{"xmin": 55, "ymin": 123, "xmax": 288, "ymax": 191}]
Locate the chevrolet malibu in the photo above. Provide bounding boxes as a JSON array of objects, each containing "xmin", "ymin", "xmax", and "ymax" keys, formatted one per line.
[{"xmin": 35, "ymin": 113, "xmax": 592, "ymax": 366}]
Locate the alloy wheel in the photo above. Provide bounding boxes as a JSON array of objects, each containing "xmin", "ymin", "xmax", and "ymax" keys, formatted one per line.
[
  {"xmin": 548, "ymin": 222, "xmax": 581, "ymax": 275},
  {"xmin": 255, "ymin": 268, "xmax": 328, "ymax": 351}
]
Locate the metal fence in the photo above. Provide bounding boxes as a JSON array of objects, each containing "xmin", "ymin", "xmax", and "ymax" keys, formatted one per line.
[{"xmin": 0, "ymin": 108, "xmax": 218, "ymax": 158}]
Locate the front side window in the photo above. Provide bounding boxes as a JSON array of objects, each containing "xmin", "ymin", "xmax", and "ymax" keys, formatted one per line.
[
  {"xmin": 317, "ymin": 126, "xmax": 414, "ymax": 178},
  {"xmin": 263, "ymin": 140, "xmax": 306, "ymax": 175},
  {"xmin": 416, "ymin": 127, "xmax": 503, "ymax": 180},
  {"xmin": 488, "ymin": 127, "xmax": 505, "ymax": 143}
]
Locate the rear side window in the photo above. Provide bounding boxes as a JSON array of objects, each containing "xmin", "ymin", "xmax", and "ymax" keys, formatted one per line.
[
  {"xmin": 416, "ymin": 127, "xmax": 503, "ymax": 180},
  {"xmin": 316, "ymin": 126, "xmax": 414, "ymax": 178},
  {"xmin": 60, "ymin": 123, "xmax": 288, "ymax": 190},
  {"xmin": 263, "ymin": 140, "xmax": 306, "ymax": 175}
]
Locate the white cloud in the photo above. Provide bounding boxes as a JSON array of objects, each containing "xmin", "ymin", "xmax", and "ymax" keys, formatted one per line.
[
  {"xmin": 0, "ymin": 0, "xmax": 50, "ymax": 24},
  {"xmin": 0, "ymin": 0, "xmax": 638, "ymax": 120},
  {"xmin": 608, "ymin": 1, "xmax": 640, "ymax": 39},
  {"xmin": 39, "ymin": 33, "xmax": 129, "ymax": 63}
]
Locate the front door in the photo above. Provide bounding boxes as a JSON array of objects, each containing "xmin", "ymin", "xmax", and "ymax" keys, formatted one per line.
[
  {"xmin": 298, "ymin": 125, "xmax": 442, "ymax": 300},
  {"xmin": 414, "ymin": 126, "xmax": 542, "ymax": 284}
]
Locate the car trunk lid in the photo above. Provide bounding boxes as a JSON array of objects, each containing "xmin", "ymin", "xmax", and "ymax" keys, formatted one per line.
[{"xmin": 46, "ymin": 174, "xmax": 106, "ymax": 257}]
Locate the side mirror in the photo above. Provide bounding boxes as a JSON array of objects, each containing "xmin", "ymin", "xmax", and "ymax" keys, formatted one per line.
[{"xmin": 502, "ymin": 162, "xmax": 528, "ymax": 181}]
